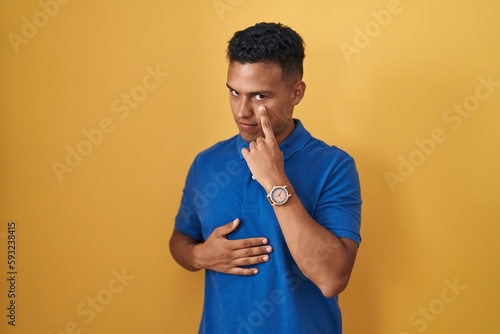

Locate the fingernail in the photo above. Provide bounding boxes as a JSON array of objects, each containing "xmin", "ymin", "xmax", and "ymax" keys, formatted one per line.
[
  {"xmin": 263, "ymin": 255, "xmax": 269, "ymax": 261},
  {"xmin": 266, "ymin": 246, "xmax": 272, "ymax": 252},
  {"xmin": 253, "ymin": 269, "xmax": 259, "ymax": 274},
  {"xmin": 258, "ymin": 106, "xmax": 266, "ymax": 112},
  {"xmin": 262, "ymin": 238, "xmax": 268, "ymax": 244}
]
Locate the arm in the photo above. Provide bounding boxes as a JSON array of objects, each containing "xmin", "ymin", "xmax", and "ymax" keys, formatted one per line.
[
  {"xmin": 169, "ymin": 218, "xmax": 273, "ymax": 275},
  {"xmin": 241, "ymin": 107, "xmax": 359, "ymax": 297},
  {"xmin": 271, "ymin": 195, "xmax": 358, "ymax": 298}
]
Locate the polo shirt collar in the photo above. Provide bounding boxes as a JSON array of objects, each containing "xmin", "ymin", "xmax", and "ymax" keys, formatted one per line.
[{"xmin": 236, "ymin": 119, "xmax": 311, "ymax": 160}]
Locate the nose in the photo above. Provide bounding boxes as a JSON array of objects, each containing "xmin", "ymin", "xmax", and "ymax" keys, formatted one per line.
[{"xmin": 237, "ymin": 98, "xmax": 255, "ymax": 118}]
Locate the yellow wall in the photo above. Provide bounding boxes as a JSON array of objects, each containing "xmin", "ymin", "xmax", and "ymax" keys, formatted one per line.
[{"xmin": 1, "ymin": 1, "xmax": 499, "ymax": 333}]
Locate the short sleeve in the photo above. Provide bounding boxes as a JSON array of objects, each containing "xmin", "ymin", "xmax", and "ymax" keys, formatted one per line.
[
  {"xmin": 314, "ymin": 155, "xmax": 362, "ymax": 244},
  {"xmin": 174, "ymin": 159, "xmax": 204, "ymax": 242}
]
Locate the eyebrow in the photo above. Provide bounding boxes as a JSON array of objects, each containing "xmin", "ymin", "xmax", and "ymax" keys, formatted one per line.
[{"xmin": 226, "ymin": 83, "xmax": 273, "ymax": 96}]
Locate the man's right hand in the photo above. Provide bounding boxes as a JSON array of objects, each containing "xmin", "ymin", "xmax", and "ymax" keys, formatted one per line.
[{"xmin": 192, "ymin": 218, "xmax": 273, "ymax": 275}]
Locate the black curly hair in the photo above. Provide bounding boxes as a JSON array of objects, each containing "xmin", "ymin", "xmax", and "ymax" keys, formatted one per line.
[{"xmin": 227, "ymin": 22, "xmax": 305, "ymax": 83}]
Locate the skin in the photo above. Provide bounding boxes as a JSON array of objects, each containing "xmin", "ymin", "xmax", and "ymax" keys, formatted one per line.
[{"xmin": 169, "ymin": 61, "xmax": 358, "ymax": 297}]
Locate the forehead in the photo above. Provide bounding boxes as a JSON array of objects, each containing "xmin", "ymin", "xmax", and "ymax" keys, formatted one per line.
[{"xmin": 226, "ymin": 62, "xmax": 285, "ymax": 92}]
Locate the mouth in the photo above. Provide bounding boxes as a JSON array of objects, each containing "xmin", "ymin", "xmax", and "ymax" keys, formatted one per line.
[
  {"xmin": 238, "ymin": 121, "xmax": 258, "ymax": 130},
  {"xmin": 236, "ymin": 120, "xmax": 266, "ymax": 142}
]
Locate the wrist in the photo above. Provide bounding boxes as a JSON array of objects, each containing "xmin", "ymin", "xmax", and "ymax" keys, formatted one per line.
[
  {"xmin": 262, "ymin": 176, "xmax": 290, "ymax": 193},
  {"xmin": 190, "ymin": 243, "xmax": 205, "ymax": 271},
  {"xmin": 267, "ymin": 183, "xmax": 295, "ymax": 206}
]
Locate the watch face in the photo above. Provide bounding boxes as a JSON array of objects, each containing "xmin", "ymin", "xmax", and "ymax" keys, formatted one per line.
[{"xmin": 271, "ymin": 187, "xmax": 288, "ymax": 204}]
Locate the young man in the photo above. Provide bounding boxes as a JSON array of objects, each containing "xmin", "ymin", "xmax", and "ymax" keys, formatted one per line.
[{"xmin": 170, "ymin": 22, "xmax": 362, "ymax": 333}]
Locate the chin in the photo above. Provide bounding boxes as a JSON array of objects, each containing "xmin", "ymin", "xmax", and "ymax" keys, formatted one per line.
[
  {"xmin": 239, "ymin": 134, "xmax": 255, "ymax": 143},
  {"xmin": 237, "ymin": 129, "xmax": 262, "ymax": 143}
]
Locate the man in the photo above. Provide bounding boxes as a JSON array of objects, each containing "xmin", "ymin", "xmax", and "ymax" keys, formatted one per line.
[{"xmin": 170, "ymin": 22, "xmax": 362, "ymax": 333}]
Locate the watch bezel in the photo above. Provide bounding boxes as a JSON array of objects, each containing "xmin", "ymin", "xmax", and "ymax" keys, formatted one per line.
[{"xmin": 267, "ymin": 185, "xmax": 293, "ymax": 206}]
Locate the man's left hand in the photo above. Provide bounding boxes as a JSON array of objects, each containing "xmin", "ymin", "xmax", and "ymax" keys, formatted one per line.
[{"xmin": 241, "ymin": 106, "xmax": 287, "ymax": 191}]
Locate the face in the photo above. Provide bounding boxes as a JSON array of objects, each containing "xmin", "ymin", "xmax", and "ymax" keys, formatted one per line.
[{"xmin": 226, "ymin": 62, "xmax": 306, "ymax": 144}]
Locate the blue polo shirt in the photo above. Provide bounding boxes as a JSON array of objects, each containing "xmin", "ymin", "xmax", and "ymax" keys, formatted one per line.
[{"xmin": 175, "ymin": 119, "xmax": 362, "ymax": 334}]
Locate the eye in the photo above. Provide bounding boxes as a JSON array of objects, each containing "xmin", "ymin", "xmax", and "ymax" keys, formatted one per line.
[
  {"xmin": 230, "ymin": 89, "xmax": 239, "ymax": 97},
  {"xmin": 254, "ymin": 94, "xmax": 267, "ymax": 101}
]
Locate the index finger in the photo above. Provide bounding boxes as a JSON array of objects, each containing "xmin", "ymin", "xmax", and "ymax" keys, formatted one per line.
[
  {"xmin": 258, "ymin": 106, "xmax": 276, "ymax": 141},
  {"xmin": 229, "ymin": 237, "xmax": 269, "ymax": 250}
]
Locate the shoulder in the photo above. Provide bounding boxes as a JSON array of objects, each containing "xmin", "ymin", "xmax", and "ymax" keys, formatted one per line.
[
  {"xmin": 194, "ymin": 135, "xmax": 239, "ymax": 162},
  {"xmin": 304, "ymin": 135, "xmax": 355, "ymax": 167},
  {"xmin": 294, "ymin": 120, "xmax": 354, "ymax": 163}
]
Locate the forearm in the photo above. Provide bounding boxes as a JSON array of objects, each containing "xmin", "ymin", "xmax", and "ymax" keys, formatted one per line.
[
  {"xmin": 169, "ymin": 230, "xmax": 201, "ymax": 272},
  {"xmin": 272, "ymin": 194, "xmax": 357, "ymax": 298}
]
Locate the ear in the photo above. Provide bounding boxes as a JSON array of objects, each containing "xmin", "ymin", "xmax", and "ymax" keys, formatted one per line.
[{"xmin": 291, "ymin": 80, "xmax": 306, "ymax": 106}]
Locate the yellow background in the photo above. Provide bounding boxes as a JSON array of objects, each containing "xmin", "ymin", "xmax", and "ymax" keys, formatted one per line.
[{"xmin": 1, "ymin": 0, "xmax": 499, "ymax": 333}]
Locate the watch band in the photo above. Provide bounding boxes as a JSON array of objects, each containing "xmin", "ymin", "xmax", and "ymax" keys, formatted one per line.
[{"xmin": 284, "ymin": 184, "xmax": 295, "ymax": 196}]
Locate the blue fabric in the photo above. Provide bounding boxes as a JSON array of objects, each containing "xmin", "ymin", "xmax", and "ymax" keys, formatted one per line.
[{"xmin": 175, "ymin": 120, "xmax": 362, "ymax": 334}]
